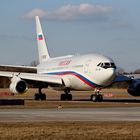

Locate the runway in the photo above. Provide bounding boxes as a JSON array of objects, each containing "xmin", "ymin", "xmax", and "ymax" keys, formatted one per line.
[{"xmin": 0, "ymin": 107, "xmax": 140, "ymax": 122}]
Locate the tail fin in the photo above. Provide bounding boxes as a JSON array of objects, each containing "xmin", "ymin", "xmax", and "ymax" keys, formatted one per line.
[{"xmin": 35, "ymin": 16, "xmax": 50, "ymax": 63}]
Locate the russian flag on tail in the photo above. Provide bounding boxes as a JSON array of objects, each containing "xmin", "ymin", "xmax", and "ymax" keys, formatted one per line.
[{"xmin": 38, "ymin": 34, "xmax": 43, "ymax": 40}]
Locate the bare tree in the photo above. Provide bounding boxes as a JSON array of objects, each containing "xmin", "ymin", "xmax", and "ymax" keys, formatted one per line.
[{"xmin": 133, "ymin": 69, "xmax": 140, "ymax": 74}]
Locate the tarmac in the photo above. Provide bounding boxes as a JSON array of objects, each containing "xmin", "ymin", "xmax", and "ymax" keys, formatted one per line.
[{"xmin": 0, "ymin": 107, "xmax": 140, "ymax": 122}]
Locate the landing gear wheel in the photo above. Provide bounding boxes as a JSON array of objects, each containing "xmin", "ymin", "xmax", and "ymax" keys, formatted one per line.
[
  {"xmin": 90, "ymin": 94, "xmax": 103, "ymax": 102},
  {"xmin": 97, "ymin": 94, "xmax": 103, "ymax": 102},
  {"xmin": 34, "ymin": 87, "xmax": 46, "ymax": 101},
  {"xmin": 61, "ymin": 94, "xmax": 66, "ymax": 101},
  {"xmin": 35, "ymin": 93, "xmax": 40, "ymax": 100},
  {"xmin": 60, "ymin": 89, "xmax": 72, "ymax": 101},
  {"xmin": 67, "ymin": 94, "xmax": 72, "ymax": 101},
  {"xmin": 90, "ymin": 94, "xmax": 97, "ymax": 102},
  {"xmin": 34, "ymin": 93, "xmax": 46, "ymax": 101},
  {"xmin": 40, "ymin": 93, "xmax": 46, "ymax": 100},
  {"xmin": 60, "ymin": 94, "xmax": 72, "ymax": 101}
]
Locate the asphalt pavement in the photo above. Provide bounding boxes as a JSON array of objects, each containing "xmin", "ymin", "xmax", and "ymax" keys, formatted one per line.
[{"xmin": 0, "ymin": 107, "xmax": 140, "ymax": 122}]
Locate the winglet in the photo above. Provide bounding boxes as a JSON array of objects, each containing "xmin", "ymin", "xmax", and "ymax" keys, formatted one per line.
[{"xmin": 35, "ymin": 16, "xmax": 50, "ymax": 63}]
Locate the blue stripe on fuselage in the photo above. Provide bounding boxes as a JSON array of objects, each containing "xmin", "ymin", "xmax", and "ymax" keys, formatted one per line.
[{"xmin": 46, "ymin": 71, "xmax": 102, "ymax": 88}]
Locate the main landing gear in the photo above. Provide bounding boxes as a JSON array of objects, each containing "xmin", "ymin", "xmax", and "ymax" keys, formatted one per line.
[
  {"xmin": 33, "ymin": 87, "xmax": 103, "ymax": 102},
  {"xmin": 34, "ymin": 87, "xmax": 46, "ymax": 100},
  {"xmin": 60, "ymin": 89, "xmax": 72, "ymax": 101},
  {"xmin": 90, "ymin": 90, "xmax": 103, "ymax": 102}
]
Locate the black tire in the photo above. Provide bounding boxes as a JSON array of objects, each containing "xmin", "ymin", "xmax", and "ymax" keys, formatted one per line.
[
  {"xmin": 34, "ymin": 93, "xmax": 40, "ymax": 100},
  {"xmin": 97, "ymin": 94, "xmax": 103, "ymax": 102},
  {"xmin": 61, "ymin": 94, "xmax": 66, "ymax": 101},
  {"xmin": 90, "ymin": 94, "xmax": 97, "ymax": 102},
  {"xmin": 91, "ymin": 94, "xmax": 103, "ymax": 102},
  {"xmin": 67, "ymin": 94, "xmax": 72, "ymax": 101},
  {"xmin": 40, "ymin": 93, "xmax": 46, "ymax": 100}
]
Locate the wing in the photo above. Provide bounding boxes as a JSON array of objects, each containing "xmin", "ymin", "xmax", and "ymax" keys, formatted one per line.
[
  {"xmin": 114, "ymin": 75, "xmax": 131, "ymax": 82},
  {"xmin": 0, "ymin": 64, "xmax": 37, "ymax": 71},
  {"xmin": 114, "ymin": 74, "xmax": 140, "ymax": 83},
  {"xmin": 0, "ymin": 71, "xmax": 62, "ymax": 85}
]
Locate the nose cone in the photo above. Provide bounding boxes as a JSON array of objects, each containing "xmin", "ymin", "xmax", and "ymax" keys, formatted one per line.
[
  {"xmin": 103, "ymin": 69, "xmax": 116, "ymax": 86},
  {"xmin": 96, "ymin": 68, "xmax": 116, "ymax": 86}
]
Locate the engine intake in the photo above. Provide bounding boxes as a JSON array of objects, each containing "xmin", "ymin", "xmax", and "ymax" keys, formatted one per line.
[{"xmin": 10, "ymin": 76, "xmax": 28, "ymax": 94}]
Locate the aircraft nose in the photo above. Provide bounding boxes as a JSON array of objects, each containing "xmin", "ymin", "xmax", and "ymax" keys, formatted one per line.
[
  {"xmin": 102, "ymin": 68, "xmax": 116, "ymax": 86},
  {"xmin": 96, "ymin": 68, "xmax": 116, "ymax": 86}
]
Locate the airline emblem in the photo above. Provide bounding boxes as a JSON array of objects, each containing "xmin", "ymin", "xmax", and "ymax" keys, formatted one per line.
[{"xmin": 59, "ymin": 60, "xmax": 71, "ymax": 66}]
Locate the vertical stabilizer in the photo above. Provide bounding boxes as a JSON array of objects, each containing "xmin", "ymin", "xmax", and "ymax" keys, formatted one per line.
[{"xmin": 35, "ymin": 16, "xmax": 50, "ymax": 63}]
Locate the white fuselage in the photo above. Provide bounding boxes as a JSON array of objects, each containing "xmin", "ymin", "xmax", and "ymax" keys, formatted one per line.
[{"xmin": 37, "ymin": 53, "xmax": 116, "ymax": 91}]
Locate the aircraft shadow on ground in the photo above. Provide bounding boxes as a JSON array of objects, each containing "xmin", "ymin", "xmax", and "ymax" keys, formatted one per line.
[
  {"xmin": 73, "ymin": 98, "xmax": 140, "ymax": 103},
  {"xmin": 103, "ymin": 98, "xmax": 140, "ymax": 103},
  {"xmin": 47, "ymin": 98, "xmax": 140, "ymax": 103}
]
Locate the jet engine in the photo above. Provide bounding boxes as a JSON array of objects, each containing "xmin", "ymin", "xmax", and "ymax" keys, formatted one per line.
[
  {"xmin": 10, "ymin": 76, "xmax": 28, "ymax": 94},
  {"xmin": 127, "ymin": 79, "xmax": 140, "ymax": 96}
]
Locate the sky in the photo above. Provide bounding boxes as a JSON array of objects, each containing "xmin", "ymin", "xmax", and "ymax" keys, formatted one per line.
[{"xmin": 0, "ymin": 0, "xmax": 140, "ymax": 72}]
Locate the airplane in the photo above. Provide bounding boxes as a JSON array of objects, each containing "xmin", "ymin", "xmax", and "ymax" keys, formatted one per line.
[{"xmin": 0, "ymin": 16, "xmax": 140, "ymax": 102}]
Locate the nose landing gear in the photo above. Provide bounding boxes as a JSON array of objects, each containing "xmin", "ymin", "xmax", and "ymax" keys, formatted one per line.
[{"xmin": 90, "ymin": 89, "xmax": 103, "ymax": 102}]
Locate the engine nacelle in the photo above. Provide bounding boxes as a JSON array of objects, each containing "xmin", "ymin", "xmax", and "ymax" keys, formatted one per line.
[
  {"xmin": 10, "ymin": 76, "xmax": 28, "ymax": 94},
  {"xmin": 127, "ymin": 79, "xmax": 140, "ymax": 96}
]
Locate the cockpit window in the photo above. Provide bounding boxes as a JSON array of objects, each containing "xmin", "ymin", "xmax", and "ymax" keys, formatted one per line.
[
  {"xmin": 97, "ymin": 62, "xmax": 116, "ymax": 69},
  {"xmin": 111, "ymin": 63, "xmax": 116, "ymax": 69},
  {"xmin": 97, "ymin": 63, "xmax": 101, "ymax": 66}
]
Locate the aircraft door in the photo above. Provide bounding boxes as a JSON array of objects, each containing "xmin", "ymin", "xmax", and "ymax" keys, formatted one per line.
[{"xmin": 84, "ymin": 60, "xmax": 91, "ymax": 74}]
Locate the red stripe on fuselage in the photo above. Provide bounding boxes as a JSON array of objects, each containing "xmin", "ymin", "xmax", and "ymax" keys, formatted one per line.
[{"xmin": 53, "ymin": 72, "xmax": 96, "ymax": 88}]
